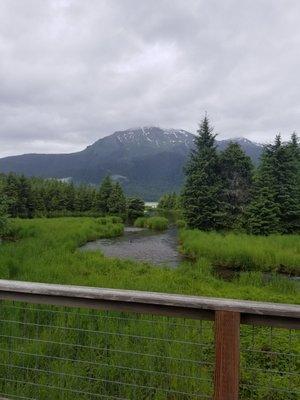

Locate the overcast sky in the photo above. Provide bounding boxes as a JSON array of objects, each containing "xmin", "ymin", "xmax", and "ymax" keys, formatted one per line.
[{"xmin": 0, "ymin": 0, "xmax": 299, "ymax": 157}]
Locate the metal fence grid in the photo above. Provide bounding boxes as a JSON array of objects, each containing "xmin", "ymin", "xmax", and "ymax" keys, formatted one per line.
[
  {"xmin": 240, "ymin": 325, "xmax": 300, "ymax": 400},
  {"xmin": 0, "ymin": 300, "xmax": 299, "ymax": 400},
  {"xmin": 0, "ymin": 301, "xmax": 215, "ymax": 400}
]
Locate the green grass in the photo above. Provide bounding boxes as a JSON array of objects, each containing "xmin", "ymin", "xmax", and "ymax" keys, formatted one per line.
[
  {"xmin": 0, "ymin": 218, "xmax": 298, "ymax": 302},
  {"xmin": 134, "ymin": 216, "xmax": 168, "ymax": 231},
  {"xmin": 180, "ymin": 230, "xmax": 300, "ymax": 275},
  {"xmin": 0, "ymin": 218, "xmax": 298, "ymax": 399}
]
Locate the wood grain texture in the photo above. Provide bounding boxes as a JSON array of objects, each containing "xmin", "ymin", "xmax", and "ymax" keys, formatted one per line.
[
  {"xmin": 0, "ymin": 280, "xmax": 298, "ymax": 329},
  {"xmin": 214, "ymin": 311, "xmax": 240, "ymax": 400}
]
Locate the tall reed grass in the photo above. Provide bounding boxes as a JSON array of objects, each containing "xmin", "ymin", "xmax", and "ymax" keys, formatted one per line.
[{"xmin": 180, "ymin": 230, "xmax": 300, "ymax": 275}]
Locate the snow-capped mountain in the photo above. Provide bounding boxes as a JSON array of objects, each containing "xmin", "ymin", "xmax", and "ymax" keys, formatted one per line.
[{"xmin": 0, "ymin": 127, "xmax": 263, "ymax": 199}]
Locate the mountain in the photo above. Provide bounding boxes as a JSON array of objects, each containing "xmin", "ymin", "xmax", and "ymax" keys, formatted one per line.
[{"xmin": 0, "ymin": 127, "xmax": 263, "ymax": 200}]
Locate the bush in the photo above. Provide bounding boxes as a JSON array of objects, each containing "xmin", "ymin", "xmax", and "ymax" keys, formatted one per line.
[
  {"xmin": 98, "ymin": 216, "xmax": 123, "ymax": 225},
  {"xmin": 134, "ymin": 217, "xmax": 148, "ymax": 228},
  {"xmin": 134, "ymin": 216, "xmax": 168, "ymax": 230},
  {"xmin": 176, "ymin": 219, "xmax": 187, "ymax": 229},
  {"xmin": 146, "ymin": 217, "xmax": 168, "ymax": 231}
]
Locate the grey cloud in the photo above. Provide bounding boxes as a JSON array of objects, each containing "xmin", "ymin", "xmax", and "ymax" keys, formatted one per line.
[{"xmin": 0, "ymin": 0, "xmax": 299, "ymax": 157}]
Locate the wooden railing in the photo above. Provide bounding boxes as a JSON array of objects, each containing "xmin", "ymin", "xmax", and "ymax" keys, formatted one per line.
[{"xmin": 0, "ymin": 279, "xmax": 299, "ymax": 400}]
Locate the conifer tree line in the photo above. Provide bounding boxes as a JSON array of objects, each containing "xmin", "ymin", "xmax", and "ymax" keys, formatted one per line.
[
  {"xmin": 182, "ymin": 117, "xmax": 300, "ymax": 235},
  {"xmin": 0, "ymin": 173, "xmax": 144, "ymax": 222}
]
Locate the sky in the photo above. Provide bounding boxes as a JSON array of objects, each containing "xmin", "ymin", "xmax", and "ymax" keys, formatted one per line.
[{"xmin": 0, "ymin": 0, "xmax": 299, "ymax": 158}]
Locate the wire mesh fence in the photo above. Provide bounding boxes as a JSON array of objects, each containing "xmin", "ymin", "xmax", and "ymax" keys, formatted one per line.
[
  {"xmin": 0, "ymin": 301, "xmax": 215, "ymax": 400},
  {"xmin": 240, "ymin": 325, "xmax": 300, "ymax": 400},
  {"xmin": 0, "ymin": 298, "xmax": 298, "ymax": 399}
]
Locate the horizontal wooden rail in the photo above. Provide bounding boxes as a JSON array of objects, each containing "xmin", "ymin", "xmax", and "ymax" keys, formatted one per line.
[{"xmin": 0, "ymin": 280, "xmax": 299, "ymax": 329}]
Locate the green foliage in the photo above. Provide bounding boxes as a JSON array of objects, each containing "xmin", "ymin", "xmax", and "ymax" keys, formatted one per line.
[
  {"xmin": 134, "ymin": 216, "xmax": 168, "ymax": 230},
  {"xmin": 146, "ymin": 216, "xmax": 168, "ymax": 230},
  {"xmin": 134, "ymin": 217, "xmax": 148, "ymax": 228},
  {"xmin": 95, "ymin": 175, "xmax": 113, "ymax": 214},
  {"xmin": 182, "ymin": 116, "xmax": 223, "ymax": 230},
  {"xmin": 245, "ymin": 134, "xmax": 300, "ymax": 234},
  {"xmin": 180, "ymin": 229, "xmax": 300, "ymax": 275},
  {"xmin": 0, "ymin": 194, "xmax": 9, "ymax": 237},
  {"xmin": 176, "ymin": 219, "xmax": 187, "ymax": 229},
  {"xmin": 98, "ymin": 216, "xmax": 123, "ymax": 225},
  {"xmin": 219, "ymin": 142, "xmax": 254, "ymax": 228},
  {"xmin": 127, "ymin": 197, "xmax": 145, "ymax": 221},
  {"xmin": 157, "ymin": 192, "xmax": 180, "ymax": 210},
  {"xmin": 108, "ymin": 182, "xmax": 127, "ymax": 218},
  {"xmin": 182, "ymin": 119, "xmax": 299, "ymax": 235},
  {"xmin": 0, "ymin": 173, "xmax": 130, "ymax": 219}
]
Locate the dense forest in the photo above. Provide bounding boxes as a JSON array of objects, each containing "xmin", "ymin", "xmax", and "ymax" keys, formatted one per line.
[{"xmin": 0, "ymin": 174, "xmax": 144, "ymax": 235}]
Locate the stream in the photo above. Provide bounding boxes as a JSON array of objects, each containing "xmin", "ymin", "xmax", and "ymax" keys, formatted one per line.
[
  {"xmin": 80, "ymin": 226, "xmax": 183, "ymax": 267},
  {"xmin": 80, "ymin": 227, "xmax": 299, "ymax": 281}
]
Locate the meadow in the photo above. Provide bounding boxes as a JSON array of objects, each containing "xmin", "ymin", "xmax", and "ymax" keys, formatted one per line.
[{"xmin": 0, "ymin": 217, "xmax": 298, "ymax": 399}]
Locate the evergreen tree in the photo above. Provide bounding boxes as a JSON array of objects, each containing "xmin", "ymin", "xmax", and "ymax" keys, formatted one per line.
[
  {"xmin": 108, "ymin": 182, "xmax": 127, "ymax": 217},
  {"xmin": 219, "ymin": 142, "xmax": 253, "ymax": 228},
  {"xmin": 4, "ymin": 173, "xmax": 19, "ymax": 217},
  {"xmin": 182, "ymin": 116, "xmax": 222, "ymax": 230},
  {"xmin": 283, "ymin": 133, "xmax": 300, "ymax": 232},
  {"xmin": 158, "ymin": 192, "xmax": 178, "ymax": 210},
  {"xmin": 127, "ymin": 197, "xmax": 145, "ymax": 221},
  {"xmin": 245, "ymin": 140, "xmax": 281, "ymax": 235},
  {"xmin": 17, "ymin": 175, "xmax": 35, "ymax": 218},
  {"xmin": 0, "ymin": 175, "xmax": 8, "ymax": 238},
  {"xmin": 96, "ymin": 176, "xmax": 113, "ymax": 214},
  {"xmin": 0, "ymin": 194, "xmax": 9, "ymax": 237}
]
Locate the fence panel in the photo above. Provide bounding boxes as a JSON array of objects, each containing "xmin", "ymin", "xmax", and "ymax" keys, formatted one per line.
[
  {"xmin": 0, "ymin": 301, "xmax": 215, "ymax": 400},
  {"xmin": 240, "ymin": 324, "xmax": 300, "ymax": 399}
]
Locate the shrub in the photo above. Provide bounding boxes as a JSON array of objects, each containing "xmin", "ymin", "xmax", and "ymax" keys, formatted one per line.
[
  {"xmin": 134, "ymin": 217, "xmax": 148, "ymax": 228},
  {"xmin": 146, "ymin": 217, "xmax": 168, "ymax": 231},
  {"xmin": 176, "ymin": 219, "xmax": 187, "ymax": 229}
]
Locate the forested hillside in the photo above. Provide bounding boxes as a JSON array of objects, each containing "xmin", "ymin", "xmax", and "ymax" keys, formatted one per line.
[{"xmin": 0, "ymin": 127, "xmax": 263, "ymax": 199}]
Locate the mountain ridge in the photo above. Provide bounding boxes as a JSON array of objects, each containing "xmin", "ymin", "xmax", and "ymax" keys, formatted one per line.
[{"xmin": 0, "ymin": 127, "xmax": 263, "ymax": 199}]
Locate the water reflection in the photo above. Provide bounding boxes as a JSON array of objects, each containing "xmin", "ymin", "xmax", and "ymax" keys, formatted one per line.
[{"xmin": 80, "ymin": 227, "xmax": 183, "ymax": 267}]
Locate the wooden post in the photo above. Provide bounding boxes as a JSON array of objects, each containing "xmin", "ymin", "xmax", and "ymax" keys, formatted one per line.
[{"xmin": 214, "ymin": 311, "xmax": 240, "ymax": 400}]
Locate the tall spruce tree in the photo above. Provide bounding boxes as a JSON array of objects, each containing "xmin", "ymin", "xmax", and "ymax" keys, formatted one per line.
[
  {"xmin": 108, "ymin": 182, "xmax": 127, "ymax": 217},
  {"xmin": 283, "ymin": 133, "xmax": 300, "ymax": 232},
  {"xmin": 219, "ymin": 142, "xmax": 254, "ymax": 229},
  {"xmin": 127, "ymin": 197, "xmax": 145, "ymax": 221},
  {"xmin": 96, "ymin": 176, "xmax": 113, "ymax": 214},
  {"xmin": 245, "ymin": 139, "xmax": 281, "ymax": 235},
  {"xmin": 182, "ymin": 116, "xmax": 222, "ymax": 230}
]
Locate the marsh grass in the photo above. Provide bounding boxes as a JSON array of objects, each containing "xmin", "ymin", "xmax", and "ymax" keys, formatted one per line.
[
  {"xmin": 0, "ymin": 218, "xmax": 298, "ymax": 399},
  {"xmin": 134, "ymin": 216, "xmax": 168, "ymax": 231},
  {"xmin": 180, "ymin": 230, "xmax": 300, "ymax": 275}
]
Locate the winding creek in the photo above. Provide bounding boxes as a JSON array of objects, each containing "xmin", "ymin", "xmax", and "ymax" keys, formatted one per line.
[
  {"xmin": 80, "ymin": 226, "xmax": 184, "ymax": 267},
  {"xmin": 80, "ymin": 226, "xmax": 299, "ymax": 281}
]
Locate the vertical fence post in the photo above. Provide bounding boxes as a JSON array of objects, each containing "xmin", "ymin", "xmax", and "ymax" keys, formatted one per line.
[{"xmin": 214, "ymin": 310, "xmax": 240, "ymax": 400}]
